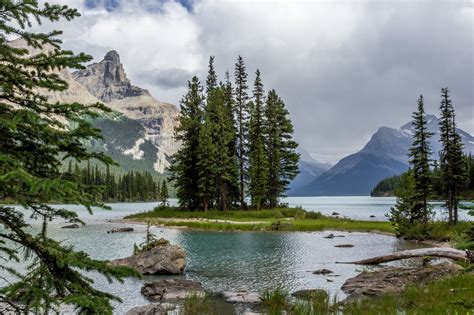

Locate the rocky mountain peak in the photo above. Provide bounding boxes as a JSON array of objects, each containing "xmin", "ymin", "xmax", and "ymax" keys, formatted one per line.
[
  {"xmin": 73, "ymin": 51, "xmax": 149, "ymax": 102},
  {"xmin": 104, "ymin": 50, "xmax": 120, "ymax": 63}
]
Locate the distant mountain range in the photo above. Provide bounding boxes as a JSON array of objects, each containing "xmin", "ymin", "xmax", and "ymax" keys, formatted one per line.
[
  {"xmin": 11, "ymin": 39, "xmax": 179, "ymax": 174},
  {"xmin": 290, "ymin": 115, "xmax": 474, "ymax": 196}
]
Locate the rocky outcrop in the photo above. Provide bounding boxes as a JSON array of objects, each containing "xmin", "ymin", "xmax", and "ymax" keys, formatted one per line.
[
  {"xmin": 125, "ymin": 302, "xmax": 175, "ymax": 315},
  {"xmin": 111, "ymin": 238, "xmax": 185, "ymax": 275},
  {"xmin": 73, "ymin": 51, "xmax": 180, "ymax": 173},
  {"xmin": 222, "ymin": 290, "xmax": 261, "ymax": 304},
  {"xmin": 342, "ymin": 263, "xmax": 462, "ymax": 299},
  {"xmin": 141, "ymin": 279, "xmax": 204, "ymax": 301}
]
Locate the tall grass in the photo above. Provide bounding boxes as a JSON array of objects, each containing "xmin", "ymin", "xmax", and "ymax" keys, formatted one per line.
[
  {"xmin": 182, "ymin": 294, "xmax": 211, "ymax": 315},
  {"xmin": 260, "ymin": 286, "xmax": 290, "ymax": 314}
]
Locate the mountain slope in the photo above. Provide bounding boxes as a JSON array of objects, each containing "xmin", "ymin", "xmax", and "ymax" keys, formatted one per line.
[
  {"xmin": 293, "ymin": 115, "xmax": 474, "ymax": 196},
  {"xmin": 288, "ymin": 148, "xmax": 332, "ymax": 192},
  {"xmin": 73, "ymin": 51, "xmax": 179, "ymax": 173}
]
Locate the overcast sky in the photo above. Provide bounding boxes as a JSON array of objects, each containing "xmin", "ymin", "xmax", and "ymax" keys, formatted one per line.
[{"xmin": 40, "ymin": 0, "xmax": 473, "ymax": 164}]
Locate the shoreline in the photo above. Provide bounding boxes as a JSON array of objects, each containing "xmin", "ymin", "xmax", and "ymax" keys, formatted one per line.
[{"xmin": 113, "ymin": 217, "xmax": 449, "ymax": 248}]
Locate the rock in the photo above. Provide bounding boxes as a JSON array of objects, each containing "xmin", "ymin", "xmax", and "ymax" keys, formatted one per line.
[
  {"xmin": 331, "ymin": 212, "xmax": 340, "ymax": 216},
  {"xmin": 111, "ymin": 238, "xmax": 185, "ymax": 275},
  {"xmin": 326, "ymin": 278, "xmax": 334, "ymax": 282},
  {"xmin": 222, "ymin": 290, "xmax": 261, "ymax": 304},
  {"xmin": 141, "ymin": 279, "xmax": 204, "ymax": 301},
  {"xmin": 125, "ymin": 302, "xmax": 175, "ymax": 315},
  {"xmin": 342, "ymin": 264, "xmax": 462, "ymax": 299},
  {"xmin": 61, "ymin": 224, "xmax": 80, "ymax": 229},
  {"xmin": 107, "ymin": 227, "xmax": 134, "ymax": 234},
  {"xmin": 323, "ymin": 233, "xmax": 335, "ymax": 239},
  {"xmin": 313, "ymin": 269, "xmax": 333, "ymax": 275},
  {"xmin": 292, "ymin": 289, "xmax": 328, "ymax": 300},
  {"xmin": 370, "ymin": 215, "xmax": 376, "ymax": 218},
  {"xmin": 335, "ymin": 244, "xmax": 354, "ymax": 248}
]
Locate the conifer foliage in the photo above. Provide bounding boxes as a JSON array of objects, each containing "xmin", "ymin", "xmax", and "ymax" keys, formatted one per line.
[
  {"xmin": 171, "ymin": 57, "xmax": 299, "ymax": 211},
  {"xmin": 0, "ymin": 1, "xmax": 139, "ymax": 313}
]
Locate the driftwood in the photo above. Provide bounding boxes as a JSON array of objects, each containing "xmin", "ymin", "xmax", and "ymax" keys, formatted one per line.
[{"xmin": 337, "ymin": 247, "xmax": 472, "ymax": 265}]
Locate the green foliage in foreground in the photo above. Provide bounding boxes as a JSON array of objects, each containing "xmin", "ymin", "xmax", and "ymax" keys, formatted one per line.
[
  {"xmin": 260, "ymin": 273, "xmax": 474, "ymax": 315},
  {"xmin": 0, "ymin": 1, "xmax": 139, "ymax": 313},
  {"xmin": 125, "ymin": 207, "xmax": 395, "ymax": 233}
]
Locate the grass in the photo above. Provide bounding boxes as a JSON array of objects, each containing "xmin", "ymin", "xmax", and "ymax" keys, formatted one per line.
[
  {"xmin": 182, "ymin": 294, "xmax": 211, "ymax": 315},
  {"xmin": 125, "ymin": 207, "xmax": 395, "ymax": 234},
  {"xmin": 259, "ymin": 273, "xmax": 474, "ymax": 314}
]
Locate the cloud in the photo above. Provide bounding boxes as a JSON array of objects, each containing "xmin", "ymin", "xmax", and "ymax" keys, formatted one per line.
[{"xmin": 36, "ymin": 0, "xmax": 473, "ymax": 163}]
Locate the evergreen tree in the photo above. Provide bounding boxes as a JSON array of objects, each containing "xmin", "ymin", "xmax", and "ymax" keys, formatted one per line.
[
  {"xmin": 0, "ymin": 2, "xmax": 138, "ymax": 313},
  {"xmin": 169, "ymin": 76, "xmax": 204, "ymax": 210},
  {"xmin": 408, "ymin": 95, "xmax": 433, "ymax": 223},
  {"xmin": 264, "ymin": 90, "xmax": 300, "ymax": 208},
  {"xmin": 248, "ymin": 70, "xmax": 268, "ymax": 209},
  {"xmin": 439, "ymin": 88, "xmax": 467, "ymax": 224},
  {"xmin": 223, "ymin": 71, "xmax": 240, "ymax": 208},
  {"xmin": 197, "ymin": 117, "xmax": 217, "ymax": 211},
  {"xmin": 159, "ymin": 180, "xmax": 170, "ymax": 208},
  {"xmin": 234, "ymin": 56, "xmax": 250, "ymax": 208}
]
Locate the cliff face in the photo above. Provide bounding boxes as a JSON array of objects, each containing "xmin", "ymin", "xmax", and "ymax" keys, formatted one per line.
[
  {"xmin": 73, "ymin": 51, "xmax": 180, "ymax": 173},
  {"xmin": 10, "ymin": 38, "xmax": 180, "ymax": 174}
]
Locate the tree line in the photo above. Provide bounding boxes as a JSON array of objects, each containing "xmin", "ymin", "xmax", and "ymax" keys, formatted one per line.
[
  {"xmin": 389, "ymin": 88, "xmax": 470, "ymax": 234},
  {"xmin": 170, "ymin": 56, "xmax": 300, "ymax": 211},
  {"xmin": 371, "ymin": 155, "xmax": 474, "ymax": 198},
  {"xmin": 64, "ymin": 161, "xmax": 170, "ymax": 204}
]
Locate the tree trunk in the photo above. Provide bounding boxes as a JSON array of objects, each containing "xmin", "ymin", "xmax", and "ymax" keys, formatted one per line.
[{"xmin": 336, "ymin": 247, "xmax": 471, "ymax": 265}]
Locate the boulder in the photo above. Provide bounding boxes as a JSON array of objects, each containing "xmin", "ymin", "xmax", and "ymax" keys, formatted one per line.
[
  {"xmin": 222, "ymin": 290, "xmax": 261, "ymax": 304},
  {"xmin": 61, "ymin": 224, "xmax": 80, "ymax": 229},
  {"xmin": 342, "ymin": 263, "xmax": 462, "ymax": 299},
  {"xmin": 331, "ymin": 212, "xmax": 340, "ymax": 216},
  {"xmin": 312, "ymin": 268, "xmax": 333, "ymax": 275},
  {"xmin": 111, "ymin": 238, "xmax": 185, "ymax": 275},
  {"xmin": 141, "ymin": 279, "xmax": 204, "ymax": 301},
  {"xmin": 292, "ymin": 289, "xmax": 328, "ymax": 300},
  {"xmin": 125, "ymin": 302, "xmax": 175, "ymax": 315}
]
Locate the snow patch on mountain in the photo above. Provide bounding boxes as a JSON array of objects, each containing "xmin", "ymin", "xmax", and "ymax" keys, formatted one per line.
[{"xmin": 123, "ymin": 138, "xmax": 145, "ymax": 160}]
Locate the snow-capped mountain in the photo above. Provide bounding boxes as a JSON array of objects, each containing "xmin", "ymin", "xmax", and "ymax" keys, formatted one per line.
[{"xmin": 292, "ymin": 115, "xmax": 474, "ymax": 196}]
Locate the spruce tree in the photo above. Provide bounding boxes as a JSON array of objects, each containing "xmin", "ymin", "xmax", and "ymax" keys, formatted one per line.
[
  {"xmin": 159, "ymin": 179, "xmax": 170, "ymax": 208},
  {"xmin": 408, "ymin": 95, "xmax": 433, "ymax": 223},
  {"xmin": 264, "ymin": 90, "xmax": 300, "ymax": 207},
  {"xmin": 169, "ymin": 76, "xmax": 204, "ymax": 210},
  {"xmin": 0, "ymin": 1, "xmax": 139, "ymax": 313},
  {"xmin": 439, "ymin": 88, "xmax": 466, "ymax": 224},
  {"xmin": 248, "ymin": 70, "xmax": 268, "ymax": 209},
  {"xmin": 234, "ymin": 56, "xmax": 250, "ymax": 208},
  {"xmin": 197, "ymin": 117, "xmax": 217, "ymax": 211}
]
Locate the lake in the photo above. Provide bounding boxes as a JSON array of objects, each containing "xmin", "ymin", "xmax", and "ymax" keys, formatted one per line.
[{"xmin": 5, "ymin": 196, "xmax": 472, "ymax": 313}]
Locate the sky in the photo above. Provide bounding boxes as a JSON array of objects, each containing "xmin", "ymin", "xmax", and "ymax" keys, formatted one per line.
[{"xmin": 38, "ymin": 0, "xmax": 473, "ymax": 164}]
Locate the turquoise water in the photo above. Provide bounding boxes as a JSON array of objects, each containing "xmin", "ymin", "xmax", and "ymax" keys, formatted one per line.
[{"xmin": 5, "ymin": 196, "xmax": 472, "ymax": 314}]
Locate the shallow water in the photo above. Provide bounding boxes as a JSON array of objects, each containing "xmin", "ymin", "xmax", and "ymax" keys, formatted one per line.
[{"xmin": 5, "ymin": 196, "xmax": 471, "ymax": 314}]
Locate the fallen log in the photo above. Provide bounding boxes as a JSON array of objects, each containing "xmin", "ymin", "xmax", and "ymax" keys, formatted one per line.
[{"xmin": 336, "ymin": 247, "xmax": 472, "ymax": 265}]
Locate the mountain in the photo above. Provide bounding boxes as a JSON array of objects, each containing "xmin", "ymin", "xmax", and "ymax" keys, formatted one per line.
[
  {"xmin": 9, "ymin": 38, "xmax": 180, "ymax": 174},
  {"xmin": 292, "ymin": 115, "xmax": 474, "ymax": 196},
  {"xmin": 288, "ymin": 148, "xmax": 332, "ymax": 192},
  {"xmin": 73, "ymin": 51, "xmax": 179, "ymax": 173}
]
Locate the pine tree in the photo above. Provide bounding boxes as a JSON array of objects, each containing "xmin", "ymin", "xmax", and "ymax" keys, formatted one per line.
[
  {"xmin": 234, "ymin": 56, "xmax": 250, "ymax": 208},
  {"xmin": 264, "ymin": 90, "xmax": 300, "ymax": 208},
  {"xmin": 248, "ymin": 70, "xmax": 268, "ymax": 209},
  {"xmin": 439, "ymin": 88, "xmax": 467, "ymax": 224},
  {"xmin": 0, "ymin": 2, "xmax": 139, "ymax": 313},
  {"xmin": 408, "ymin": 95, "xmax": 433, "ymax": 223},
  {"xmin": 197, "ymin": 117, "xmax": 217, "ymax": 211},
  {"xmin": 159, "ymin": 180, "xmax": 170, "ymax": 208},
  {"xmin": 169, "ymin": 76, "xmax": 204, "ymax": 210}
]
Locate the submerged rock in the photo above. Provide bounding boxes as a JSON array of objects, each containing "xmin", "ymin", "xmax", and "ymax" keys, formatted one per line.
[
  {"xmin": 107, "ymin": 227, "xmax": 134, "ymax": 234},
  {"xmin": 323, "ymin": 233, "xmax": 345, "ymax": 239},
  {"xmin": 125, "ymin": 302, "xmax": 175, "ymax": 315},
  {"xmin": 222, "ymin": 290, "xmax": 261, "ymax": 304},
  {"xmin": 61, "ymin": 224, "xmax": 80, "ymax": 229},
  {"xmin": 141, "ymin": 279, "xmax": 204, "ymax": 301},
  {"xmin": 335, "ymin": 244, "xmax": 354, "ymax": 248},
  {"xmin": 313, "ymin": 268, "xmax": 333, "ymax": 275},
  {"xmin": 111, "ymin": 238, "xmax": 185, "ymax": 274},
  {"xmin": 341, "ymin": 263, "xmax": 462, "ymax": 300}
]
